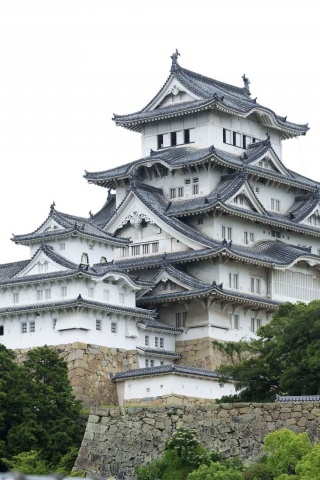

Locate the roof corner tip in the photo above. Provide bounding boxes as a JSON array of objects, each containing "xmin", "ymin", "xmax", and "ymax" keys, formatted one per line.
[
  {"xmin": 170, "ymin": 49, "xmax": 181, "ymax": 73},
  {"xmin": 50, "ymin": 201, "xmax": 56, "ymax": 213}
]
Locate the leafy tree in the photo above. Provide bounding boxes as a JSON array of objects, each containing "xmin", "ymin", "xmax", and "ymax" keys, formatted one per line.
[
  {"xmin": 187, "ymin": 462, "xmax": 243, "ymax": 480},
  {"xmin": 294, "ymin": 442, "xmax": 320, "ymax": 479},
  {"xmin": 3, "ymin": 450, "xmax": 48, "ymax": 474},
  {"xmin": 242, "ymin": 462, "xmax": 274, "ymax": 480},
  {"xmin": 0, "ymin": 345, "xmax": 83, "ymax": 473},
  {"xmin": 217, "ymin": 301, "xmax": 320, "ymax": 402},
  {"xmin": 263, "ymin": 429, "xmax": 312, "ymax": 478}
]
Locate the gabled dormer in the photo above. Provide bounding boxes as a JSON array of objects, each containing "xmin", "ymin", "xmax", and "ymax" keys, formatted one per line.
[{"xmin": 113, "ymin": 51, "xmax": 308, "ymax": 159}]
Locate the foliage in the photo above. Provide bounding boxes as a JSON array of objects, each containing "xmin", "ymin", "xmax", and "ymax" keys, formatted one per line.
[
  {"xmin": 217, "ymin": 301, "xmax": 320, "ymax": 402},
  {"xmin": 264, "ymin": 429, "xmax": 312, "ymax": 477},
  {"xmin": 3, "ymin": 450, "xmax": 49, "ymax": 474},
  {"xmin": 242, "ymin": 462, "xmax": 274, "ymax": 480},
  {"xmin": 0, "ymin": 344, "xmax": 83, "ymax": 473},
  {"xmin": 187, "ymin": 461, "xmax": 243, "ymax": 479},
  {"xmin": 294, "ymin": 442, "xmax": 320, "ymax": 479}
]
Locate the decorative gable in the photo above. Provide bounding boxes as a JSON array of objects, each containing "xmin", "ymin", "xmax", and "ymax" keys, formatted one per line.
[
  {"xmin": 149, "ymin": 78, "xmax": 200, "ymax": 111},
  {"xmin": 226, "ymin": 182, "xmax": 266, "ymax": 215},
  {"xmin": 37, "ymin": 217, "xmax": 63, "ymax": 234},
  {"xmin": 14, "ymin": 250, "xmax": 70, "ymax": 278}
]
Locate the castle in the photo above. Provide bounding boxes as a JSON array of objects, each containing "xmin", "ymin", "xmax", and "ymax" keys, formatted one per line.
[{"xmin": 1, "ymin": 51, "xmax": 318, "ymax": 405}]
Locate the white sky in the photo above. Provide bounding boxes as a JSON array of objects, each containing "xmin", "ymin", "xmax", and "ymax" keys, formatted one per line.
[{"xmin": 0, "ymin": 0, "xmax": 319, "ymax": 263}]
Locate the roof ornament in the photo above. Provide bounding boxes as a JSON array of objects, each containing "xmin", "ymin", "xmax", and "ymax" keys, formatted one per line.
[
  {"xmin": 89, "ymin": 210, "xmax": 93, "ymax": 218},
  {"xmin": 150, "ymin": 149, "xmax": 156, "ymax": 156},
  {"xmin": 242, "ymin": 74, "xmax": 251, "ymax": 95},
  {"xmin": 50, "ymin": 201, "xmax": 56, "ymax": 211},
  {"xmin": 264, "ymin": 132, "xmax": 271, "ymax": 146},
  {"xmin": 130, "ymin": 169, "xmax": 137, "ymax": 189},
  {"xmin": 229, "ymin": 240, "xmax": 232, "ymax": 248},
  {"xmin": 77, "ymin": 294, "xmax": 82, "ymax": 299},
  {"xmin": 222, "ymin": 239, "xmax": 228, "ymax": 246},
  {"xmin": 170, "ymin": 49, "xmax": 180, "ymax": 72}
]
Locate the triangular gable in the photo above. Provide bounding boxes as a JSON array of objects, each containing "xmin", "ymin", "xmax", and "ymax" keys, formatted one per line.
[
  {"xmin": 14, "ymin": 249, "xmax": 73, "ymax": 278},
  {"xmin": 36, "ymin": 217, "xmax": 64, "ymax": 234},
  {"xmin": 302, "ymin": 206, "xmax": 320, "ymax": 227},
  {"xmin": 106, "ymin": 191, "xmax": 210, "ymax": 250},
  {"xmin": 225, "ymin": 182, "xmax": 266, "ymax": 215},
  {"xmin": 251, "ymin": 150, "xmax": 291, "ymax": 177},
  {"xmin": 148, "ymin": 77, "xmax": 201, "ymax": 112}
]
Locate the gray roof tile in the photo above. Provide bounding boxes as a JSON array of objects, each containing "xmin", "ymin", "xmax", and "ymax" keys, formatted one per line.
[{"xmin": 111, "ymin": 364, "xmax": 224, "ymax": 381}]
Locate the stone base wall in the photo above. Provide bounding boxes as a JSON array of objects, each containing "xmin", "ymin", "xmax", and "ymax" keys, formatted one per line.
[
  {"xmin": 175, "ymin": 337, "xmax": 231, "ymax": 370},
  {"xmin": 75, "ymin": 402, "xmax": 320, "ymax": 479},
  {"xmin": 14, "ymin": 342, "xmax": 139, "ymax": 407}
]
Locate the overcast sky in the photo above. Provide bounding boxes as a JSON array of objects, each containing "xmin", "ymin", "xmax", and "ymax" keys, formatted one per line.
[{"xmin": 0, "ymin": 0, "xmax": 319, "ymax": 263}]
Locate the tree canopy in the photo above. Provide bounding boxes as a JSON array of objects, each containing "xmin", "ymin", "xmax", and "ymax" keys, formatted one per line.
[
  {"xmin": 217, "ymin": 301, "xmax": 320, "ymax": 402},
  {"xmin": 0, "ymin": 344, "xmax": 83, "ymax": 473}
]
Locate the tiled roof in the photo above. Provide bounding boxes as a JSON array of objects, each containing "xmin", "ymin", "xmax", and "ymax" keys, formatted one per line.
[
  {"xmin": 123, "ymin": 182, "xmax": 218, "ymax": 248},
  {"xmin": 0, "ymin": 260, "xmax": 29, "ymax": 282},
  {"xmin": 0, "ymin": 295, "xmax": 156, "ymax": 318},
  {"xmin": 85, "ymin": 142, "xmax": 319, "ymax": 195},
  {"xmin": 137, "ymin": 318, "xmax": 183, "ymax": 334},
  {"xmin": 115, "ymin": 240, "xmax": 319, "ymax": 272},
  {"xmin": 0, "ymin": 244, "xmax": 153, "ymax": 288},
  {"xmin": 136, "ymin": 346, "xmax": 181, "ymax": 358},
  {"xmin": 111, "ymin": 364, "xmax": 224, "ymax": 381},
  {"xmin": 153, "ymin": 263, "xmax": 208, "ymax": 289},
  {"xmin": 138, "ymin": 281, "xmax": 280, "ymax": 310},
  {"xmin": 12, "ymin": 205, "xmax": 129, "ymax": 246},
  {"xmin": 113, "ymin": 61, "xmax": 308, "ymax": 138},
  {"xmin": 276, "ymin": 395, "xmax": 320, "ymax": 402},
  {"xmin": 286, "ymin": 191, "xmax": 320, "ymax": 223},
  {"xmin": 91, "ymin": 193, "xmax": 117, "ymax": 227}
]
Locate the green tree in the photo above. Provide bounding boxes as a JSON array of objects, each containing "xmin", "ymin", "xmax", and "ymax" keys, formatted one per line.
[
  {"xmin": 0, "ymin": 345, "xmax": 82, "ymax": 473},
  {"xmin": 217, "ymin": 301, "xmax": 320, "ymax": 402},
  {"xmin": 294, "ymin": 442, "xmax": 320, "ymax": 479},
  {"xmin": 263, "ymin": 429, "xmax": 312, "ymax": 478},
  {"xmin": 187, "ymin": 462, "xmax": 243, "ymax": 480}
]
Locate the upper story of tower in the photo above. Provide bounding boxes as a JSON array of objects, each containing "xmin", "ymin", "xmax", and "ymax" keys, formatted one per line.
[{"xmin": 113, "ymin": 51, "xmax": 309, "ymax": 160}]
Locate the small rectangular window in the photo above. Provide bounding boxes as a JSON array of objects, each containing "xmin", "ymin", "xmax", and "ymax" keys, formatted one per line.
[
  {"xmin": 145, "ymin": 359, "xmax": 149, "ymax": 368},
  {"xmin": 171, "ymin": 131, "xmax": 177, "ymax": 146},
  {"xmin": 271, "ymin": 230, "xmax": 281, "ymax": 238},
  {"xmin": 44, "ymin": 288, "xmax": 51, "ymax": 299},
  {"xmin": 233, "ymin": 274, "xmax": 239, "ymax": 289},
  {"xmin": 244, "ymin": 232, "xmax": 248, "ymax": 244},
  {"xmin": 152, "ymin": 242, "xmax": 159, "ymax": 253},
  {"xmin": 170, "ymin": 188, "xmax": 176, "ymax": 199},
  {"xmin": 13, "ymin": 292, "xmax": 19, "ymax": 304},
  {"xmin": 60, "ymin": 243, "xmax": 65, "ymax": 251},
  {"xmin": 52, "ymin": 318, "xmax": 57, "ymax": 330},
  {"xmin": 193, "ymin": 177, "xmax": 199, "ymax": 183},
  {"xmin": 234, "ymin": 315, "xmax": 239, "ymax": 330},
  {"xmin": 119, "ymin": 293, "xmax": 125, "ymax": 304},
  {"xmin": 21, "ymin": 322, "xmax": 27, "ymax": 334},
  {"xmin": 155, "ymin": 337, "xmax": 158, "ymax": 347},
  {"xmin": 61, "ymin": 286, "xmax": 67, "ymax": 297},
  {"xmin": 142, "ymin": 244, "xmax": 149, "ymax": 254},
  {"xmin": 251, "ymin": 318, "xmax": 255, "ymax": 332},
  {"xmin": 256, "ymin": 318, "xmax": 261, "ymax": 329},
  {"xmin": 150, "ymin": 360, "xmax": 154, "ymax": 367},
  {"xmin": 178, "ymin": 187, "xmax": 184, "ymax": 197},
  {"xmin": 234, "ymin": 132, "xmax": 242, "ymax": 147},
  {"xmin": 271, "ymin": 198, "xmax": 280, "ymax": 212},
  {"xmin": 36, "ymin": 290, "xmax": 43, "ymax": 301},
  {"xmin": 185, "ymin": 178, "xmax": 191, "ymax": 185},
  {"xmin": 111, "ymin": 322, "xmax": 117, "ymax": 333},
  {"xmin": 223, "ymin": 129, "xmax": 232, "ymax": 145},
  {"xmin": 160, "ymin": 338, "xmax": 164, "ymax": 348},
  {"xmin": 198, "ymin": 218, "xmax": 203, "ymax": 225},
  {"xmin": 88, "ymin": 287, "xmax": 94, "ymax": 298},
  {"xmin": 176, "ymin": 312, "xmax": 187, "ymax": 328},
  {"xmin": 157, "ymin": 134, "xmax": 163, "ymax": 149},
  {"xmin": 249, "ymin": 233, "xmax": 254, "ymax": 242},
  {"xmin": 227, "ymin": 227, "xmax": 232, "ymax": 240},
  {"xmin": 29, "ymin": 321, "xmax": 35, "ymax": 333},
  {"xmin": 89, "ymin": 244, "xmax": 94, "ymax": 250},
  {"xmin": 222, "ymin": 226, "xmax": 226, "ymax": 239},
  {"xmin": 145, "ymin": 335, "xmax": 149, "ymax": 346},
  {"xmin": 96, "ymin": 319, "xmax": 102, "ymax": 331},
  {"xmin": 131, "ymin": 245, "xmax": 140, "ymax": 256},
  {"xmin": 184, "ymin": 129, "xmax": 190, "ymax": 143},
  {"xmin": 160, "ymin": 361, "xmax": 164, "ymax": 366},
  {"xmin": 193, "ymin": 184, "xmax": 199, "ymax": 195},
  {"xmin": 256, "ymin": 278, "xmax": 261, "ymax": 294},
  {"xmin": 250, "ymin": 277, "xmax": 255, "ymax": 293},
  {"xmin": 0, "ymin": 326, "xmax": 4, "ymax": 336}
]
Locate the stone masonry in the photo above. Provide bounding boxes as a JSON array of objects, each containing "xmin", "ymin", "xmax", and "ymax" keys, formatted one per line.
[
  {"xmin": 14, "ymin": 342, "xmax": 139, "ymax": 407},
  {"xmin": 175, "ymin": 338, "xmax": 231, "ymax": 370},
  {"xmin": 75, "ymin": 402, "xmax": 320, "ymax": 478}
]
